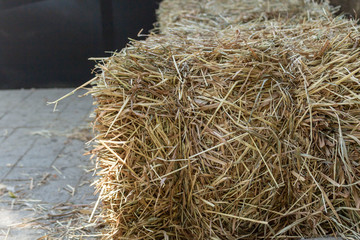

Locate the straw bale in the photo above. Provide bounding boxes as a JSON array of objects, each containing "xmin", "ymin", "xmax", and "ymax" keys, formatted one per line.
[
  {"xmin": 157, "ymin": 0, "xmax": 331, "ymax": 34},
  {"xmin": 87, "ymin": 0, "xmax": 360, "ymax": 239}
]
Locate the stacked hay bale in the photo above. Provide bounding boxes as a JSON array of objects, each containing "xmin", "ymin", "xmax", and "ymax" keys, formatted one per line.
[
  {"xmin": 157, "ymin": 0, "xmax": 324, "ymax": 33},
  {"xmin": 89, "ymin": 0, "xmax": 360, "ymax": 239}
]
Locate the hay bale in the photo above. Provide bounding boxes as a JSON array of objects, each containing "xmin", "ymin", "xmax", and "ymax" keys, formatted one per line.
[
  {"xmin": 88, "ymin": 0, "xmax": 360, "ymax": 239},
  {"xmin": 157, "ymin": 0, "xmax": 330, "ymax": 34}
]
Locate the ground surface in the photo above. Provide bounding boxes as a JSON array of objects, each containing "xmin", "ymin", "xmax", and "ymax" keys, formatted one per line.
[{"xmin": 0, "ymin": 88, "xmax": 103, "ymax": 239}]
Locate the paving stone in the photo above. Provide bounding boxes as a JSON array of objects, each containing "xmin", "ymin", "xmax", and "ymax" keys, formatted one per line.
[
  {"xmin": 52, "ymin": 165, "xmax": 86, "ymax": 181},
  {"xmin": 68, "ymin": 183, "xmax": 97, "ymax": 205},
  {"xmin": 0, "ymin": 89, "xmax": 11, "ymax": 100},
  {"xmin": 3, "ymin": 167, "xmax": 50, "ymax": 182},
  {"xmin": 0, "ymin": 128, "xmax": 39, "ymax": 167},
  {"xmin": 48, "ymin": 111, "xmax": 93, "ymax": 130},
  {"xmin": 29, "ymin": 179, "xmax": 78, "ymax": 204},
  {"xmin": 0, "ymin": 153, "xmax": 22, "ymax": 168},
  {"xmin": 0, "ymin": 112, "xmax": 58, "ymax": 128},
  {"xmin": 19, "ymin": 136, "xmax": 67, "ymax": 168},
  {"xmin": 52, "ymin": 140, "xmax": 91, "ymax": 164},
  {"xmin": 1, "ymin": 229, "xmax": 47, "ymax": 240},
  {"xmin": 0, "ymin": 208, "xmax": 37, "ymax": 227},
  {"xmin": 0, "ymin": 166, "xmax": 11, "ymax": 180},
  {"xmin": 67, "ymin": 170, "xmax": 98, "ymax": 205},
  {"xmin": 0, "ymin": 128, "xmax": 14, "ymax": 145},
  {"xmin": 0, "ymin": 89, "xmax": 34, "ymax": 114},
  {"xmin": 0, "ymin": 208, "xmax": 47, "ymax": 240},
  {"xmin": 10, "ymin": 88, "xmax": 72, "ymax": 114}
]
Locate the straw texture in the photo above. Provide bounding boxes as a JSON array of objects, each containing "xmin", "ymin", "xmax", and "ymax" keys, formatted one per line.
[{"xmin": 87, "ymin": 0, "xmax": 360, "ymax": 239}]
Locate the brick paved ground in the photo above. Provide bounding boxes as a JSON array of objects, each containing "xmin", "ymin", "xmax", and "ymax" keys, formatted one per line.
[{"xmin": 0, "ymin": 88, "xmax": 102, "ymax": 239}]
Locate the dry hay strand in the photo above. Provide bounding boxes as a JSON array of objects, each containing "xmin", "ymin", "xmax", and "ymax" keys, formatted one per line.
[{"xmin": 87, "ymin": 1, "xmax": 360, "ymax": 239}]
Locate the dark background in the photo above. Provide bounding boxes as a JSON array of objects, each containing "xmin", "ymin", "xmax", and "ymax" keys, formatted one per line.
[
  {"xmin": 0, "ymin": 0, "xmax": 358, "ymax": 89},
  {"xmin": 331, "ymin": 0, "xmax": 360, "ymax": 17},
  {"xmin": 0, "ymin": 0, "xmax": 158, "ymax": 89}
]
